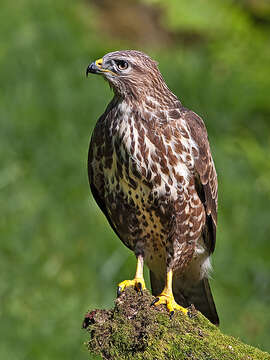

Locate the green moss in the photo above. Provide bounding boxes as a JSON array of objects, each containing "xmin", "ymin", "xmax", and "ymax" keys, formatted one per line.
[{"xmin": 84, "ymin": 288, "xmax": 270, "ymax": 360}]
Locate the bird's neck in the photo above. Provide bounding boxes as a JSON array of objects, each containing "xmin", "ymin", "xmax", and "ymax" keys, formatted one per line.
[
  {"xmin": 112, "ymin": 83, "xmax": 181, "ymax": 124},
  {"xmin": 111, "ymin": 74, "xmax": 180, "ymax": 108}
]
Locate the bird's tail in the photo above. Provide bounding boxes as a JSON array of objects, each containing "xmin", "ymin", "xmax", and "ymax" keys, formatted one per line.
[
  {"xmin": 150, "ymin": 271, "xmax": 219, "ymax": 325},
  {"xmin": 176, "ymin": 277, "xmax": 219, "ymax": 325}
]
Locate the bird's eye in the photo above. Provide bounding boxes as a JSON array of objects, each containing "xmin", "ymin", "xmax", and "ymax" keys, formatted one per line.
[{"xmin": 115, "ymin": 60, "xmax": 129, "ymax": 70}]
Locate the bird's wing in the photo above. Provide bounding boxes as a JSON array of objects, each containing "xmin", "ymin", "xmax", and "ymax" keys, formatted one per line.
[
  {"xmin": 184, "ymin": 109, "xmax": 218, "ymax": 253},
  {"xmin": 88, "ymin": 152, "xmax": 123, "ymax": 243},
  {"xmin": 169, "ymin": 109, "xmax": 219, "ymax": 325},
  {"xmin": 89, "ymin": 181, "xmax": 123, "ymax": 242},
  {"xmin": 88, "ymin": 104, "xmax": 128, "ymax": 247}
]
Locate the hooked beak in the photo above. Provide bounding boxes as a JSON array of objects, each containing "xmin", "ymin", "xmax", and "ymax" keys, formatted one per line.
[
  {"xmin": 86, "ymin": 58, "xmax": 103, "ymax": 76},
  {"xmin": 86, "ymin": 57, "xmax": 117, "ymax": 77}
]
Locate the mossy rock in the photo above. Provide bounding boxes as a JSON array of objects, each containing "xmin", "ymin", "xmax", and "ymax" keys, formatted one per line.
[{"xmin": 83, "ymin": 288, "xmax": 270, "ymax": 360}]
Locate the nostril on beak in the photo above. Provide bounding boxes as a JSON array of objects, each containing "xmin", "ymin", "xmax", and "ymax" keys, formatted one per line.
[{"xmin": 95, "ymin": 58, "xmax": 103, "ymax": 67}]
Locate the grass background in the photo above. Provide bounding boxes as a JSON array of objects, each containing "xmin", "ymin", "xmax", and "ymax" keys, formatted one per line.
[{"xmin": 1, "ymin": 0, "xmax": 270, "ymax": 358}]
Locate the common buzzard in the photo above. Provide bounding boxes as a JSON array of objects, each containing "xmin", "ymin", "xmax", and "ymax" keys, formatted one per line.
[{"xmin": 86, "ymin": 50, "xmax": 219, "ymax": 325}]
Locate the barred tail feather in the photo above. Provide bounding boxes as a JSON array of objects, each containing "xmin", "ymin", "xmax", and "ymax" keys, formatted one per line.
[{"xmin": 174, "ymin": 277, "xmax": 219, "ymax": 326}]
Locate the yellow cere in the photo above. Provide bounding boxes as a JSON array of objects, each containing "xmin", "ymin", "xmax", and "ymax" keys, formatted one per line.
[
  {"xmin": 95, "ymin": 57, "xmax": 118, "ymax": 76},
  {"xmin": 95, "ymin": 58, "xmax": 103, "ymax": 67}
]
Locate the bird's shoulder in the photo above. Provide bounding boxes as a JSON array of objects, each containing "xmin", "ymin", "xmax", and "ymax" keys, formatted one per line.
[{"xmin": 167, "ymin": 105, "xmax": 215, "ymax": 170}]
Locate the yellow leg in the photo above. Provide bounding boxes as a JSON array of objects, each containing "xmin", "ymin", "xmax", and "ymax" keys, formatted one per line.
[
  {"xmin": 117, "ymin": 255, "xmax": 146, "ymax": 296},
  {"xmin": 151, "ymin": 269, "xmax": 188, "ymax": 318}
]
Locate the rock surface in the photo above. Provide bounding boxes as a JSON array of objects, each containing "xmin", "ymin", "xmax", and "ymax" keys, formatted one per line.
[{"xmin": 83, "ymin": 287, "xmax": 270, "ymax": 360}]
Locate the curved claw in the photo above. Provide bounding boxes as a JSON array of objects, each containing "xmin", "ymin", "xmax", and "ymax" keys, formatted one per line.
[
  {"xmin": 117, "ymin": 286, "xmax": 122, "ymax": 297},
  {"xmin": 117, "ymin": 278, "xmax": 146, "ymax": 296},
  {"xmin": 152, "ymin": 293, "xmax": 188, "ymax": 317},
  {"xmin": 150, "ymin": 298, "xmax": 160, "ymax": 306},
  {"xmin": 137, "ymin": 282, "xmax": 143, "ymax": 295}
]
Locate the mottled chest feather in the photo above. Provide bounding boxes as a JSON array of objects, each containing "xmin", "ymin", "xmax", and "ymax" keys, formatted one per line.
[
  {"xmin": 91, "ymin": 100, "xmax": 196, "ymax": 198},
  {"xmin": 89, "ymin": 99, "xmax": 207, "ymax": 269}
]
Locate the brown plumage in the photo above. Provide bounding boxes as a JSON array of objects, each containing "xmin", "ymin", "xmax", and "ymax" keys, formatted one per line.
[{"xmin": 86, "ymin": 50, "xmax": 219, "ymax": 325}]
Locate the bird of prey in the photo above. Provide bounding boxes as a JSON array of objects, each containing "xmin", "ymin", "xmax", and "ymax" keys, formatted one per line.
[{"xmin": 86, "ymin": 50, "xmax": 219, "ymax": 325}]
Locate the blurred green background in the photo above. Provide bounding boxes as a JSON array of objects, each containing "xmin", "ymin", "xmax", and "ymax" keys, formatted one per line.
[{"xmin": 1, "ymin": 0, "xmax": 270, "ymax": 358}]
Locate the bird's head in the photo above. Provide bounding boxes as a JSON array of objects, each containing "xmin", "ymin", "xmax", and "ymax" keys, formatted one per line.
[{"xmin": 86, "ymin": 50, "xmax": 167, "ymax": 100}]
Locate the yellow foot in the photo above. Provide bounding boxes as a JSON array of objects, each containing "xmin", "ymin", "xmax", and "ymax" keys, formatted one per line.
[
  {"xmin": 117, "ymin": 278, "xmax": 146, "ymax": 297},
  {"xmin": 151, "ymin": 293, "xmax": 188, "ymax": 319}
]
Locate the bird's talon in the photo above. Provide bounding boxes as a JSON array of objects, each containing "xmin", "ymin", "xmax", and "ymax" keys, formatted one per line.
[
  {"xmin": 136, "ymin": 282, "xmax": 144, "ymax": 295},
  {"xmin": 151, "ymin": 298, "xmax": 160, "ymax": 306},
  {"xmin": 117, "ymin": 278, "xmax": 146, "ymax": 296},
  {"xmin": 152, "ymin": 292, "xmax": 188, "ymax": 317},
  {"xmin": 117, "ymin": 286, "xmax": 122, "ymax": 297}
]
